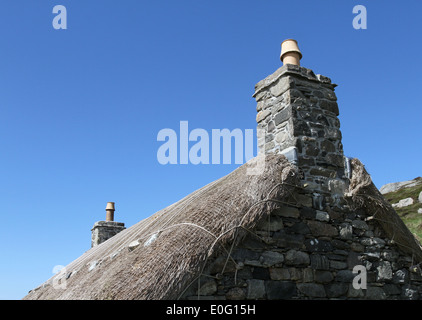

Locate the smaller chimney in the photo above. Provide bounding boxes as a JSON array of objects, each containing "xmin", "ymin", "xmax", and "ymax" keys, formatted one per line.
[
  {"xmin": 280, "ymin": 39, "xmax": 302, "ymax": 66},
  {"xmin": 105, "ymin": 202, "xmax": 115, "ymax": 222},
  {"xmin": 91, "ymin": 202, "xmax": 125, "ymax": 248}
]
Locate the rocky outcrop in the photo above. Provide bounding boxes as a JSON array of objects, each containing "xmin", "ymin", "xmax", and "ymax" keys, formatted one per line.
[
  {"xmin": 380, "ymin": 178, "xmax": 422, "ymax": 195},
  {"xmin": 393, "ymin": 198, "xmax": 415, "ymax": 208},
  {"xmin": 381, "ymin": 177, "xmax": 422, "ymax": 242}
]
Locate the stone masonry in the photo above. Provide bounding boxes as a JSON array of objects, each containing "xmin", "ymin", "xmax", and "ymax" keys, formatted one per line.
[
  {"xmin": 91, "ymin": 221, "xmax": 125, "ymax": 248},
  {"xmin": 91, "ymin": 202, "xmax": 125, "ymax": 248},
  {"xmin": 181, "ymin": 201, "xmax": 422, "ymax": 300},
  {"xmin": 254, "ymin": 63, "xmax": 345, "ymax": 197}
]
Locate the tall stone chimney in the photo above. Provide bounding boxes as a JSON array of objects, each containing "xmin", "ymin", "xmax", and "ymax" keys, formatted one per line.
[
  {"xmin": 253, "ymin": 39, "xmax": 347, "ymax": 209},
  {"xmin": 91, "ymin": 202, "xmax": 125, "ymax": 247}
]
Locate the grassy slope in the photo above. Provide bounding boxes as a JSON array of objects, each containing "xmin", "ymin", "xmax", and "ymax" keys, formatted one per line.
[{"xmin": 382, "ymin": 177, "xmax": 422, "ymax": 242}]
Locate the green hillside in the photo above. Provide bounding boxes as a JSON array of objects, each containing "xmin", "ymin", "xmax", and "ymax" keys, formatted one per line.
[{"xmin": 382, "ymin": 177, "xmax": 422, "ymax": 242}]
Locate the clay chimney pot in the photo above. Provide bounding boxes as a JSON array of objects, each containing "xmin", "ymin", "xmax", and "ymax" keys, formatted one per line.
[
  {"xmin": 106, "ymin": 202, "xmax": 115, "ymax": 211},
  {"xmin": 105, "ymin": 202, "xmax": 115, "ymax": 222},
  {"xmin": 280, "ymin": 39, "xmax": 302, "ymax": 66}
]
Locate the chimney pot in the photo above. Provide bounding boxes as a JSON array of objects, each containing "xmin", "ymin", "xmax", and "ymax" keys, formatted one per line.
[
  {"xmin": 91, "ymin": 201, "xmax": 125, "ymax": 247},
  {"xmin": 280, "ymin": 39, "xmax": 302, "ymax": 66},
  {"xmin": 105, "ymin": 202, "xmax": 115, "ymax": 222}
]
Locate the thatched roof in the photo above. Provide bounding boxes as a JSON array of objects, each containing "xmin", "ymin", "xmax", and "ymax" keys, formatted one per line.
[
  {"xmin": 344, "ymin": 158, "xmax": 422, "ymax": 263},
  {"xmin": 24, "ymin": 154, "xmax": 300, "ymax": 300},
  {"xmin": 24, "ymin": 155, "xmax": 422, "ymax": 300}
]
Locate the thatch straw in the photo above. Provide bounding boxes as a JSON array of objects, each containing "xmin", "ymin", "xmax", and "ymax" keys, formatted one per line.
[
  {"xmin": 24, "ymin": 154, "xmax": 300, "ymax": 300},
  {"xmin": 345, "ymin": 158, "xmax": 422, "ymax": 263}
]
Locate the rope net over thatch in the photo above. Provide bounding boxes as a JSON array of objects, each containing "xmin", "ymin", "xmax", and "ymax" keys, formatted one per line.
[
  {"xmin": 345, "ymin": 158, "xmax": 422, "ymax": 264},
  {"xmin": 24, "ymin": 154, "xmax": 301, "ymax": 300}
]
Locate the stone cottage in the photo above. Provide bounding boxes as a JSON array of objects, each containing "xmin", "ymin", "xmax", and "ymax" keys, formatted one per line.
[{"xmin": 24, "ymin": 39, "xmax": 422, "ymax": 300}]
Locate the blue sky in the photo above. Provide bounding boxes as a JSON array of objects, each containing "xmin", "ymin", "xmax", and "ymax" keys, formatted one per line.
[{"xmin": 0, "ymin": 0, "xmax": 421, "ymax": 299}]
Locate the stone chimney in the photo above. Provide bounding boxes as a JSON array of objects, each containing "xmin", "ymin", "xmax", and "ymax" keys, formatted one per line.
[
  {"xmin": 253, "ymin": 39, "xmax": 347, "ymax": 208},
  {"xmin": 91, "ymin": 202, "xmax": 125, "ymax": 247}
]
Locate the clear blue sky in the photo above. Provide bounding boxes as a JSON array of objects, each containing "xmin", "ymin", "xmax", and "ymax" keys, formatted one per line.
[{"xmin": 1, "ymin": 0, "xmax": 421, "ymax": 299}]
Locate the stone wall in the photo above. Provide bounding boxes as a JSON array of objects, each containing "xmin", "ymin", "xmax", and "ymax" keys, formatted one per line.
[
  {"xmin": 181, "ymin": 190, "xmax": 422, "ymax": 300},
  {"xmin": 91, "ymin": 221, "xmax": 125, "ymax": 247}
]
